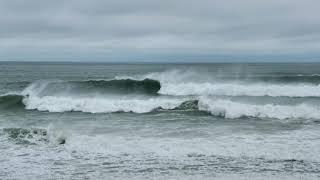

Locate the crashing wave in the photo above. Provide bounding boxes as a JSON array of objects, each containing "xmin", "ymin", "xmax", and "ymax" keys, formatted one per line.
[
  {"xmin": 2, "ymin": 91, "xmax": 320, "ymax": 120},
  {"xmin": 198, "ymin": 97, "xmax": 320, "ymax": 120},
  {"xmin": 22, "ymin": 96, "xmax": 189, "ymax": 113},
  {"xmin": 115, "ymin": 70, "xmax": 320, "ymax": 97},
  {"xmin": 21, "ymin": 92, "xmax": 320, "ymax": 120},
  {"xmin": 158, "ymin": 82, "xmax": 320, "ymax": 97},
  {"xmin": 3, "ymin": 71, "xmax": 320, "ymax": 120}
]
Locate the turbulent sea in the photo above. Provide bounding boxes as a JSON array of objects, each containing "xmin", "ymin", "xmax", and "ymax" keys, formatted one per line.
[{"xmin": 1, "ymin": 62, "xmax": 320, "ymax": 179}]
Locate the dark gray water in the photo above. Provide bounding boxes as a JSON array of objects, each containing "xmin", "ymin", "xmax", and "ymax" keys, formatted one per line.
[{"xmin": 1, "ymin": 62, "xmax": 320, "ymax": 179}]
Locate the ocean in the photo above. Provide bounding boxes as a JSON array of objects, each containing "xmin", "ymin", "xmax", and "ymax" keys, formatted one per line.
[{"xmin": 0, "ymin": 62, "xmax": 320, "ymax": 179}]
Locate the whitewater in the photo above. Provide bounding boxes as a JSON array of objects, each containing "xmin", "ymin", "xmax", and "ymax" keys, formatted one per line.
[{"xmin": 1, "ymin": 62, "xmax": 320, "ymax": 179}]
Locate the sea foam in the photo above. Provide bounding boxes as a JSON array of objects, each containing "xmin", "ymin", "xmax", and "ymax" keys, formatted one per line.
[
  {"xmin": 23, "ymin": 96, "xmax": 186, "ymax": 113},
  {"xmin": 198, "ymin": 97, "xmax": 320, "ymax": 119}
]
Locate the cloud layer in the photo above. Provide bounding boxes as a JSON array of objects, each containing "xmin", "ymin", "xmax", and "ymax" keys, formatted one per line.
[{"xmin": 1, "ymin": 0, "xmax": 320, "ymax": 61}]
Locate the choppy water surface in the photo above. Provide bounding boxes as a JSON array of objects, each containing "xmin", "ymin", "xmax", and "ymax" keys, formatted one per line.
[{"xmin": 1, "ymin": 62, "xmax": 320, "ymax": 179}]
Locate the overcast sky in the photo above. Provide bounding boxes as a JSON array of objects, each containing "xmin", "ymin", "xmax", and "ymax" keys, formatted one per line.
[{"xmin": 1, "ymin": 0, "xmax": 320, "ymax": 62}]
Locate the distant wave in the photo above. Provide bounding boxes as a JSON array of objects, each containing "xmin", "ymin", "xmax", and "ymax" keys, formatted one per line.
[
  {"xmin": 255, "ymin": 75, "xmax": 320, "ymax": 84},
  {"xmin": 297, "ymin": 74, "xmax": 320, "ymax": 77}
]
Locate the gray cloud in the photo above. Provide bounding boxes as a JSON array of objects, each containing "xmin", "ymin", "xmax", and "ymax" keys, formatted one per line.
[{"xmin": 0, "ymin": 0, "xmax": 320, "ymax": 61}]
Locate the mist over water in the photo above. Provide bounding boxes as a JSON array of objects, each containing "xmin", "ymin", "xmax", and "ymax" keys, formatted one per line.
[{"xmin": 1, "ymin": 63, "xmax": 320, "ymax": 179}]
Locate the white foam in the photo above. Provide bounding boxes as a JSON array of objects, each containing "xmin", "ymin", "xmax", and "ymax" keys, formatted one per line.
[
  {"xmin": 63, "ymin": 126, "xmax": 320, "ymax": 161},
  {"xmin": 198, "ymin": 97, "xmax": 320, "ymax": 119},
  {"xmin": 298, "ymin": 74, "xmax": 320, "ymax": 77},
  {"xmin": 158, "ymin": 82, "xmax": 320, "ymax": 97},
  {"xmin": 22, "ymin": 95, "xmax": 186, "ymax": 113}
]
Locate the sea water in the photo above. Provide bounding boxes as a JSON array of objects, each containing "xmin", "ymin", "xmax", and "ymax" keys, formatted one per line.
[{"xmin": 0, "ymin": 62, "xmax": 320, "ymax": 179}]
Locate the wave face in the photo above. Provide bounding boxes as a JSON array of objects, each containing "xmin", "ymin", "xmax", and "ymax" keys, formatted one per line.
[
  {"xmin": 0, "ymin": 94, "xmax": 24, "ymax": 109},
  {"xmin": 22, "ymin": 78, "xmax": 161, "ymax": 97},
  {"xmin": 79, "ymin": 78, "xmax": 161, "ymax": 95}
]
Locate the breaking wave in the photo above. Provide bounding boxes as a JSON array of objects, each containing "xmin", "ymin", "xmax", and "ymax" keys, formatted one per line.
[
  {"xmin": 158, "ymin": 82, "xmax": 320, "ymax": 97},
  {"xmin": 198, "ymin": 98, "xmax": 320, "ymax": 120},
  {"xmin": 2, "ymin": 70, "xmax": 320, "ymax": 120},
  {"xmin": 3, "ymin": 91, "xmax": 320, "ymax": 120},
  {"xmin": 22, "ymin": 96, "xmax": 190, "ymax": 113},
  {"xmin": 116, "ymin": 70, "xmax": 320, "ymax": 97}
]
